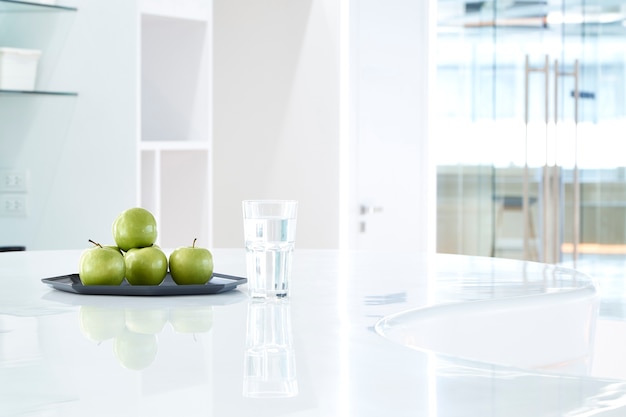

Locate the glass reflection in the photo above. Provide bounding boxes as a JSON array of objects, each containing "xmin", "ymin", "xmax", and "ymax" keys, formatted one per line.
[{"xmin": 243, "ymin": 299, "xmax": 298, "ymax": 398}]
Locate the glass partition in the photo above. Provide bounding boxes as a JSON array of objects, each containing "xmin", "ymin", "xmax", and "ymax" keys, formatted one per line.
[{"xmin": 436, "ymin": 0, "xmax": 626, "ymax": 269}]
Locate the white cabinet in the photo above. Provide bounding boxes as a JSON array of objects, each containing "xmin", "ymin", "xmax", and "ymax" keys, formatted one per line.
[{"xmin": 139, "ymin": 1, "xmax": 212, "ymax": 248}]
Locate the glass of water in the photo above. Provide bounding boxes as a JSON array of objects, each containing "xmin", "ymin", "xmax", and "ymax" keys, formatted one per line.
[{"xmin": 242, "ymin": 200, "xmax": 298, "ymax": 298}]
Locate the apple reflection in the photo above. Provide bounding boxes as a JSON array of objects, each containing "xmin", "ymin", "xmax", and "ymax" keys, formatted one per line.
[
  {"xmin": 114, "ymin": 329, "xmax": 158, "ymax": 370},
  {"xmin": 124, "ymin": 307, "xmax": 168, "ymax": 335},
  {"xmin": 79, "ymin": 305, "xmax": 126, "ymax": 343},
  {"xmin": 170, "ymin": 305, "xmax": 214, "ymax": 334},
  {"xmin": 243, "ymin": 299, "xmax": 298, "ymax": 398},
  {"xmin": 78, "ymin": 303, "xmax": 214, "ymax": 370}
]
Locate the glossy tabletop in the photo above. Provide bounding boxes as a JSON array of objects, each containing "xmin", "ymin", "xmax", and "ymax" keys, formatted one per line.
[{"xmin": 1, "ymin": 249, "xmax": 625, "ymax": 416}]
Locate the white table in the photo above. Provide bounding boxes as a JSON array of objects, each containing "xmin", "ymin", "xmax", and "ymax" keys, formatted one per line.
[{"xmin": 1, "ymin": 249, "xmax": 624, "ymax": 416}]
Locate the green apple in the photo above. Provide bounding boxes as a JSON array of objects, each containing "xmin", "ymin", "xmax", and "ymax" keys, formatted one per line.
[
  {"xmin": 112, "ymin": 207, "xmax": 157, "ymax": 251},
  {"xmin": 106, "ymin": 245, "xmax": 123, "ymax": 254},
  {"xmin": 79, "ymin": 240, "xmax": 125, "ymax": 286},
  {"xmin": 114, "ymin": 329, "xmax": 158, "ymax": 370},
  {"xmin": 169, "ymin": 238, "xmax": 214, "ymax": 285},
  {"xmin": 125, "ymin": 245, "xmax": 168, "ymax": 285}
]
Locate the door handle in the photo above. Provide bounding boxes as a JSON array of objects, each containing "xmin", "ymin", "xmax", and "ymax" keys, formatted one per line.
[
  {"xmin": 360, "ymin": 205, "xmax": 384, "ymax": 215},
  {"xmin": 524, "ymin": 54, "xmax": 549, "ymax": 261},
  {"xmin": 554, "ymin": 58, "xmax": 580, "ymax": 264},
  {"xmin": 524, "ymin": 55, "xmax": 580, "ymax": 264}
]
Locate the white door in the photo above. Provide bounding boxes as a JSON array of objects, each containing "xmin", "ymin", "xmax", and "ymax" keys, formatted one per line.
[{"xmin": 348, "ymin": 0, "xmax": 435, "ymax": 253}]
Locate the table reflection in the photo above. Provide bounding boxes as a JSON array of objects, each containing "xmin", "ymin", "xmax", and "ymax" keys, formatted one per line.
[{"xmin": 243, "ymin": 299, "xmax": 298, "ymax": 398}]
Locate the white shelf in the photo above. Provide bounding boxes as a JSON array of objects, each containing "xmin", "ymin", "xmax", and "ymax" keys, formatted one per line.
[
  {"xmin": 141, "ymin": 149, "xmax": 210, "ymax": 248},
  {"xmin": 138, "ymin": 1, "xmax": 212, "ymax": 249},
  {"xmin": 140, "ymin": 141, "xmax": 210, "ymax": 151},
  {"xmin": 141, "ymin": 0, "xmax": 209, "ymax": 22}
]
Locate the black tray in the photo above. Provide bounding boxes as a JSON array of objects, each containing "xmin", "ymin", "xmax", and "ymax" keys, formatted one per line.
[{"xmin": 42, "ymin": 272, "xmax": 247, "ymax": 296}]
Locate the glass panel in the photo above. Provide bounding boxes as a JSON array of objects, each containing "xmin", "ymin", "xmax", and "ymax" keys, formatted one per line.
[
  {"xmin": 0, "ymin": 0, "xmax": 78, "ymax": 96},
  {"xmin": 570, "ymin": 0, "xmax": 626, "ymax": 275},
  {"xmin": 0, "ymin": 89, "xmax": 77, "ymax": 96},
  {"xmin": 436, "ymin": 2, "xmax": 497, "ymax": 257},
  {"xmin": 436, "ymin": 0, "xmax": 626, "ymax": 268},
  {"xmin": 436, "ymin": 1, "xmax": 551, "ymax": 260},
  {"xmin": 0, "ymin": 0, "xmax": 77, "ymax": 12}
]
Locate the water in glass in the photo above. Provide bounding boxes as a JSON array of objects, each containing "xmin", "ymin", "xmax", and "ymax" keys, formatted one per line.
[{"xmin": 244, "ymin": 217, "xmax": 296, "ymax": 298}]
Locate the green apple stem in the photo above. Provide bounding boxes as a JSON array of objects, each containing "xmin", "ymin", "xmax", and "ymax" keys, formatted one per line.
[
  {"xmin": 88, "ymin": 239, "xmax": 103, "ymax": 249},
  {"xmin": 192, "ymin": 238, "xmax": 197, "ymax": 248}
]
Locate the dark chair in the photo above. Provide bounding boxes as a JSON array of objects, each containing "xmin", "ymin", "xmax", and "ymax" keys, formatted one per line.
[
  {"xmin": 0, "ymin": 246, "xmax": 26, "ymax": 252},
  {"xmin": 491, "ymin": 196, "xmax": 538, "ymax": 260}
]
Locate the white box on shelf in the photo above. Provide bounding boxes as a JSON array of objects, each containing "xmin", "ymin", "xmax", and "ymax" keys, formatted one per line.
[{"xmin": 0, "ymin": 48, "xmax": 42, "ymax": 91}]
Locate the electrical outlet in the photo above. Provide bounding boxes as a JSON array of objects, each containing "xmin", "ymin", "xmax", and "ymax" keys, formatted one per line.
[
  {"xmin": 0, "ymin": 194, "xmax": 27, "ymax": 217},
  {"xmin": 0, "ymin": 170, "xmax": 28, "ymax": 193}
]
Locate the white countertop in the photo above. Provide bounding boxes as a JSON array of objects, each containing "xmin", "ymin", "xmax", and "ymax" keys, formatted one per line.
[{"xmin": 1, "ymin": 249, "xmax": 625, "ymax": 416}]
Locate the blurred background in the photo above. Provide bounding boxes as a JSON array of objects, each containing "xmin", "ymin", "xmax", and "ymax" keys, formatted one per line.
[{"xmin": 2, "ymin": 0, "xmax": 626, "ymax": 282}]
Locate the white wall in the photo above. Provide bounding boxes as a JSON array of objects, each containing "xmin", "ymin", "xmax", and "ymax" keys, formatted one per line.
[
  {"xmin": 213, "ymin": 0, "xmax": 341, "ymax": 249},
  {"xmin": 0, "ymin": 0, "xmax": 431, "ymax": 252},
  {"xmin": 0, "ymin": 0, "xmax": 138, "ymax": 250}
]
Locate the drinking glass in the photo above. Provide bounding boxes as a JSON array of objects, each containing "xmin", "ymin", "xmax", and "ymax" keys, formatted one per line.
[{"xmin": 242, "ymin": 200, "xmax": 298, "ymax": 298}]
